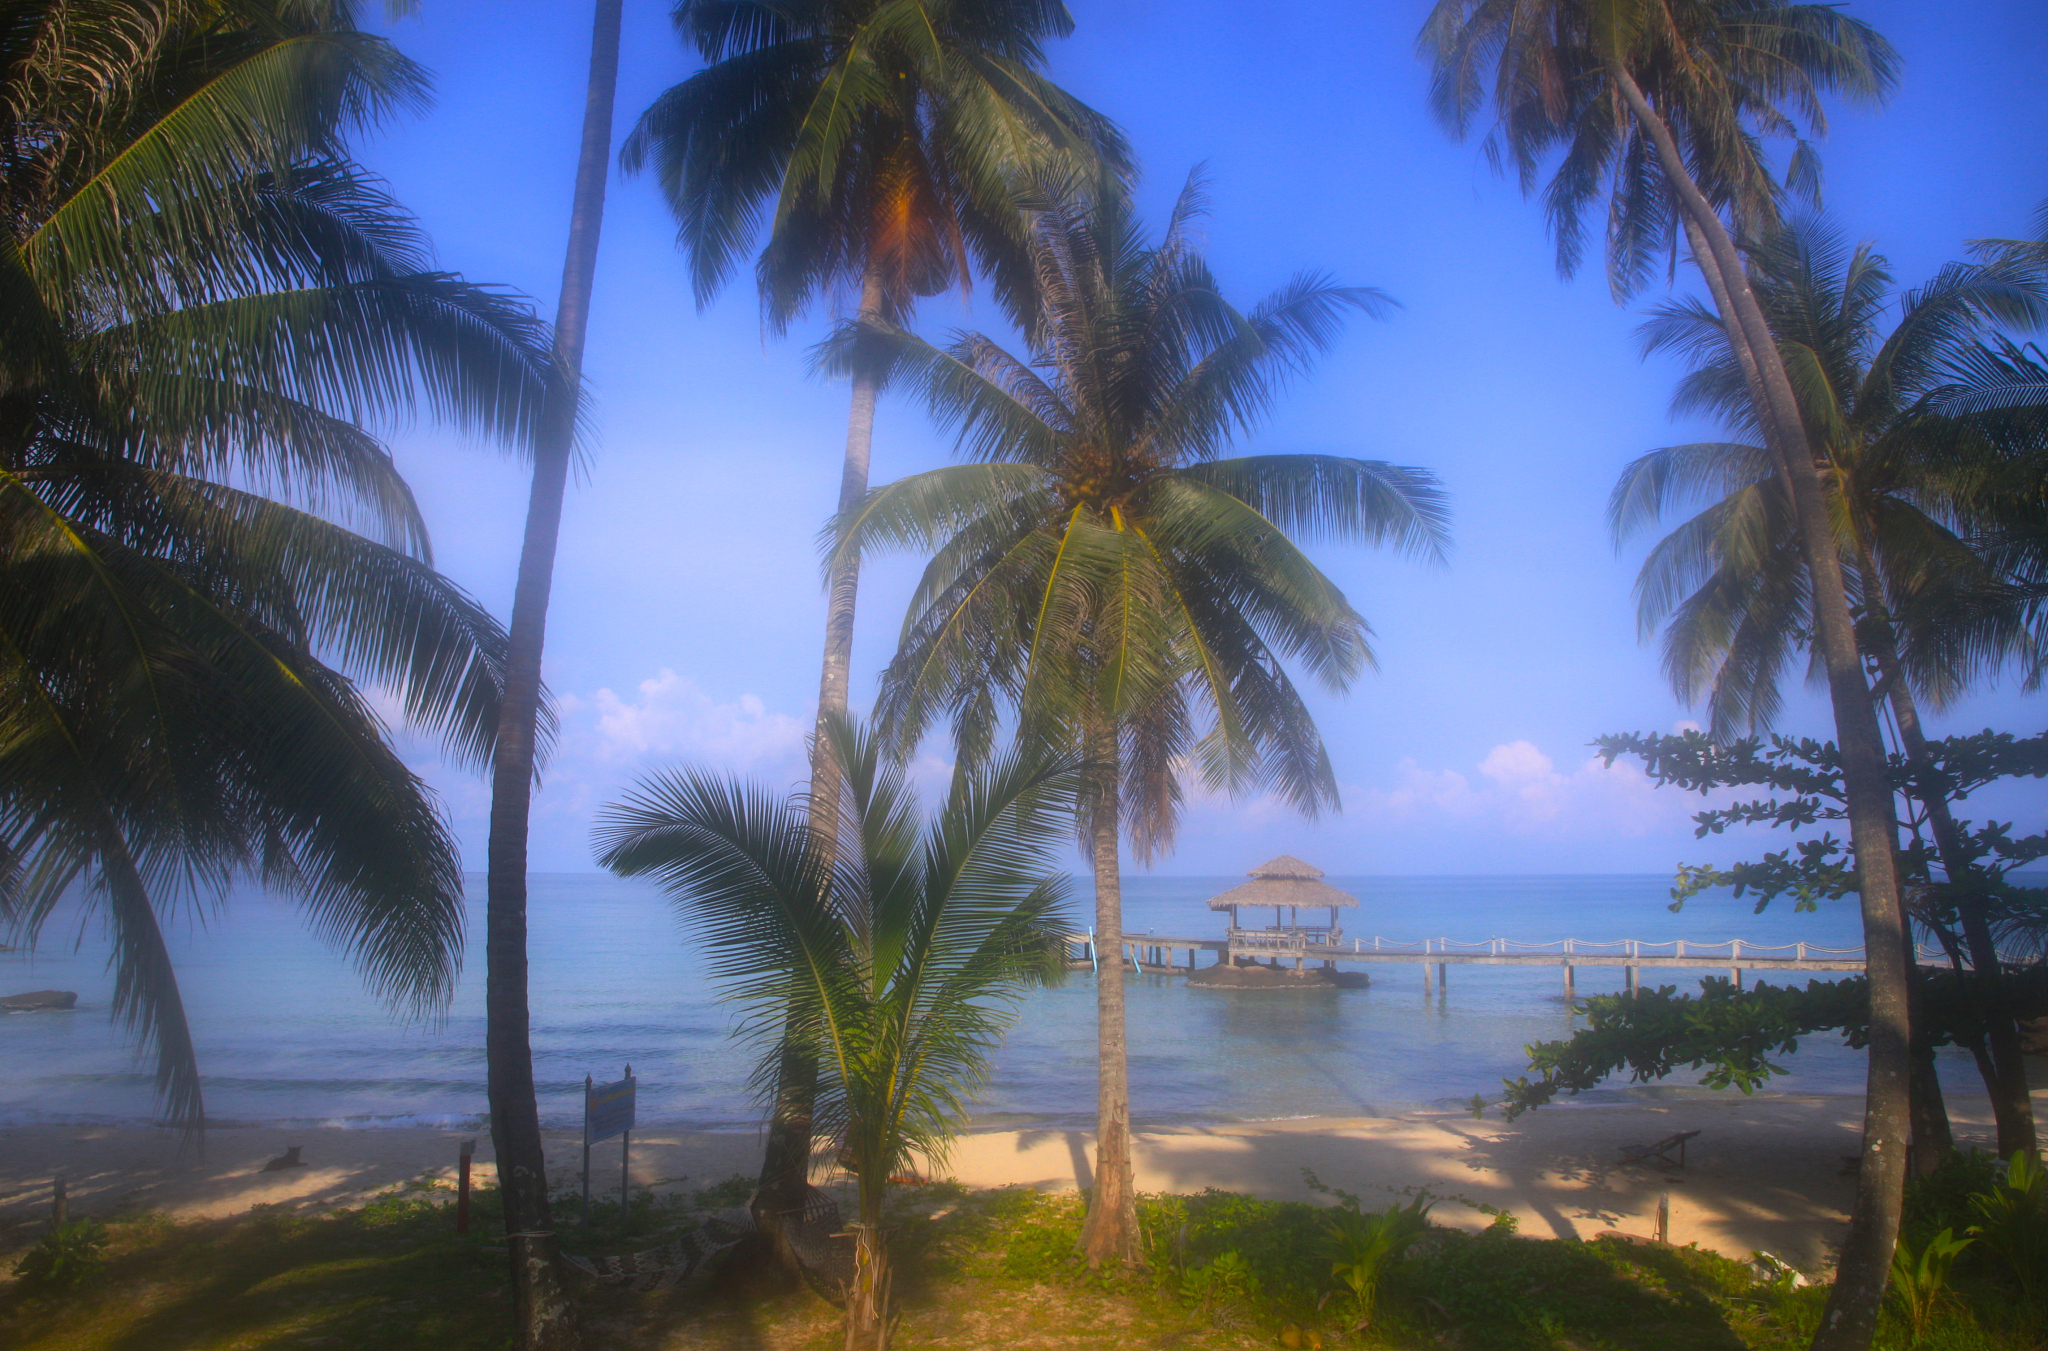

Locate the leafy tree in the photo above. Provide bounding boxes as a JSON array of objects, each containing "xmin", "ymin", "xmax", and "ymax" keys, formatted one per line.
[
  {"xmin": 1493, "ymin": 964, "xmax": 2048, "ymax": 1120},
  {"xmin": 830, "ymin": 175, "xmax": 1449, "ymax": 1264},
  {"xmin": 595, "ymin": 716, "xmax": 1077, "ymax": 1347},
  {"xmin": 1609, "ymin": 219, "xmax": 2048, "ymax": 1152},
  {"xmin": 1421, "ymin": 4, "xmax": 1918, "ymax": 1338},
  {"xmin": 479, "ymin": 2, "xmax": 621, "ymax": 1346},
  {"xmin": 1489, "ymin": 729, "xmax": 2048, "ymax": 1132},
  {"xmin": 0, "ymin": 1, "xmax": 553, "ymax": 1133},
  {"xmin": 621, "ymin": 0, "xmax": 1127, "ymax": 1243}
]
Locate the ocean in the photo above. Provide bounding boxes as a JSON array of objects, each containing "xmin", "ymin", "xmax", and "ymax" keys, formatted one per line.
[{"xmin": 0, "ymin": 872, "xmax": 1987, "ymax": 1133}]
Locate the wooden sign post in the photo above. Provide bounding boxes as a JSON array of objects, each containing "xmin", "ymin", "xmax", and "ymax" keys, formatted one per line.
[
  {"xmin": 456, "ymin": 1139, "xmax": 475, "ymax": 1234},
  {"xmin": 582, "ymin": 1065, "xmax": 636, "ymax": 1229}
]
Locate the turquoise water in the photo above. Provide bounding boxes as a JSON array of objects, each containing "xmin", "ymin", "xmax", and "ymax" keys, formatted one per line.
[{"xmin": 0, "ymin": 873, "xmax": 1978, "ymax": 1131}]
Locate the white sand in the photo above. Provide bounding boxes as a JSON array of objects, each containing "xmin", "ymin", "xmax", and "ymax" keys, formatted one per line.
[{"xmin": 2, "ymin": 1092, "xmax": 2034, "ymax": 1269}]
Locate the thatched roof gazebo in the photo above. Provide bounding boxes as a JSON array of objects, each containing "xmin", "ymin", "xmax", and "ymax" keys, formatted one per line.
[{"xmin": 1207, "ymin": 856, "xmax": 1356, "ymax": 965}]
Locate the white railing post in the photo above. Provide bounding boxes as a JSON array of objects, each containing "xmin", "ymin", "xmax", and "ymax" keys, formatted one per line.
[{"xmin": 1798, "ymin": 942, "xmax": 1807, "ymax": 962}]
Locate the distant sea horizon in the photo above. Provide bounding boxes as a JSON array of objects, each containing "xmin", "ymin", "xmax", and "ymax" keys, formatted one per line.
[{"xmin": 5, "ymin": 871, "xmax": 2033, "ymax": 1134}]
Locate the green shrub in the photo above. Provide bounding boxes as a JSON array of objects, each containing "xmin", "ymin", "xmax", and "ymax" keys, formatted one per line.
[
  {"xmin": 1325, "ymin": 1193, "xmax": 1433, "ymax": 1332},
  {"xmin": 1179, "ymin": 1248, "xmax": 1260, "ymax": 1313},
  {"xmin": 11, "ymin": 1219, "xmax": 108, "ymax": 1293},
  {"xmin": 1888, "ymin": 1227, "xmax": 1974, "ymax": 1345},
  {"xmin": 1904, "ymin": 1151, "xmax": 2005, "ymax": 1247},
  {"xmin": 1968, "ymin": 1151, "xmax": 2048, "ymax": 1320}
]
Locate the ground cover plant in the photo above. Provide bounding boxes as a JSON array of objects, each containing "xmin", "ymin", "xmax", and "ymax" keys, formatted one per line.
[{"xmin": 5, "ymin": 1168, "xmax": 2043, "ymax": 1351}]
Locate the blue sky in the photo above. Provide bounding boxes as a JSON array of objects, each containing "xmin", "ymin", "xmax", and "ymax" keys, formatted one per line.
[{"xmin": 358, "ymin": 1, "xmax": 2048, "ymax": 876}]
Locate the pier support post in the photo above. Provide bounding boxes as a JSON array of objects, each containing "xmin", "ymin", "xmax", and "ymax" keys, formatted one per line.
[
  {"xmin": 1424, "ymin": 961, "xmax": 1433, "ymax": 997},
  {"xmin": 1625, "ymin": 966, "xmax": 1638, "ymax": 996},
  {"xmin": 1731, "ymin": 967, "xmax": 1742, "ymax": 987},
  {"xmin": 1563, "ymin": 965, "xmax": 1574, "ymax": 1000},
  {"xmin": 1437, "ymin": 961, "xmax": 1448, "ymax": 995}
]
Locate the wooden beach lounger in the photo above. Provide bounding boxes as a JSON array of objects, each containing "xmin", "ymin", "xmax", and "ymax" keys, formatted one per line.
[{"xmin": 1619, "ymin": 1129, "xmax": 1700, "ymax": 1169}]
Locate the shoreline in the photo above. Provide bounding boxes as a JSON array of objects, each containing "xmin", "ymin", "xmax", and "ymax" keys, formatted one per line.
[{"xmin": 7, "ymin": 1089, "xmax": 2039, "ymax": 1268}]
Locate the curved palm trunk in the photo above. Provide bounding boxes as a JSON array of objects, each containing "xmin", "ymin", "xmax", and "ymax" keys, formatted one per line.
[
  {"xmin": 1077, "ymin": 715, "xmax": 1142, "ymax": 1266},
  {"xmin": 1610, "ymin": 68, "xmax": 1910, "ymax": 1351},
  {"xmin": 484, "ymin": 3, "xmax": 620, "ymax": 1347},
  {"xmin": 756, "ymin": 265, "xmax": 892, "ymax": 1252}
]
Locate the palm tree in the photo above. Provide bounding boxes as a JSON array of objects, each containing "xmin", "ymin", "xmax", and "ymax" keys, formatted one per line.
[
  {"xmin": 595, "ymin": 716, "xmax": 1077, "ymax": 1348},
  {"xmin": 829, "ymin": 175, "xmax": 1450, "ymax": 1264},
  {"xmin": 1611, "ymin": 220, "xmax": 2048, "ymax": 1156},
  {"xmin": 1419, "ymin": 6, "xmax": 1915, "ymax": 1340},
  {"xmin": 0, "ymin": 1, "xmax": 555, "ymax": 1132},
  {"xmin": 481, "ymin": 1, "xmax": 621, "ymax": 1346},
  {"xmin": 619, "ymin": 0, "xmax": 1128, "ymax": 1241}
]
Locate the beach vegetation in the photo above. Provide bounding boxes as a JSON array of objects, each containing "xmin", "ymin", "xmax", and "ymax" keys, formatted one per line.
[
  {"xmin": 594, "ymin": 715, "xmax": 1079, "ymax": 1346},
  {"xmin": 1886, "ymin": 1228, "xmax": 1972, "ymax": 1345},
  {"xmin": 1324, "ymin": 1192, "xmax": 1432, "ymax": 1332},
  {"xmin": 620, "ymin": 0, "xmax": 1129, "ymax": 1264},
  {"xmin": 8, "ymin": 1176, "xmax": 2048, "ymax": 1350},
  {"xmin": 827, "ymin": 171, "xmax": 1448, "ymax": 1266},
  {"xmin": 1963, "ymin": 1150, "xmax": 2048, "ymax": 1323},
  {"xmin": 1419, "ymin": 5, "xmax": 1920, "ymax": 1340},
  {"xmin": 10, "ymin": 1219, "xmax": 108, "ymax": 1295}
]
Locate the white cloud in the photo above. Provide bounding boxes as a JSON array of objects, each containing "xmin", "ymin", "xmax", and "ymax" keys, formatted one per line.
[
  {"xmin": 559, "ymin": 669, "xmax": 806, "ymax": 770},
  {"xmin": 1356, "ymin": 738, "xmax": 1690, "ymax": 839}
]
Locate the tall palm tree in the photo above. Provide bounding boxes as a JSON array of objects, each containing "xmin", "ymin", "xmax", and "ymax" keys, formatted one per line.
[
  {"xmin": 830, "ymin": 175, "xmax": 1450, "ymax": 1264},
  {"xmin": 595, "ymin": 716, "xmax": 1077, "ymax": 1348},
  {"xmin": 619, "ymin": 0, "xmax": 1128, "ymax": 1240},
  {"xmin": 481, "ymin": 1, "xmax": 621, "ymax": 1346},
  {"xmin": 1419, "ymin": 7, "xmax": 1913, "ymax": 1340},
  {"xmin": 1611, "ymin": 220, "xmax": 2048, "ymax": 1156},
  {"xmin": 0, "ymin": 1, "xmax": 555, "ymax": 1132}
]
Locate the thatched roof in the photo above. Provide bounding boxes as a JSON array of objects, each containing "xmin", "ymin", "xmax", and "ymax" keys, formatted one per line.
[{"xmin": 1205, "ymin": 856, "xmax": 1357, "ymax": 911}]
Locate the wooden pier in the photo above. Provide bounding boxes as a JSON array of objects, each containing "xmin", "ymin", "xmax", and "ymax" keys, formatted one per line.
[{"xmin": 1066, "ymin": 931, "xmax": 1941, "ymax": 997}]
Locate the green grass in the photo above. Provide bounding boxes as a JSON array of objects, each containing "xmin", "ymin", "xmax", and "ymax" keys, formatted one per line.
[{"xmin": 1, "ymin": 1176, "xmax": 2040, "ymax": 1350}]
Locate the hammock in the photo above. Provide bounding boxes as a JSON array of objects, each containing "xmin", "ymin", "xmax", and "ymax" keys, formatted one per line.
[
  {"xmin": 561, "ymin": 1186, "xmax": 854, "ymax": 1297},
  {"xmin": 562, "ymin": 1211, "xmax": 751, "ymax": 1293}
]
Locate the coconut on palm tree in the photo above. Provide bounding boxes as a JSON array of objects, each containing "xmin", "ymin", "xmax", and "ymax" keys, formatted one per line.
[
  {"xmin": 620, "ymin": 0, "xmax": 1128, "ymax": 1243},
  {"xmin": 0, "ymin": 0, "xmax": 555, "ymax": 1132},
  {"xmin": 827, "ymin": 174, "xmax": 1450, "ymax": 1264},
  {"xmin": 1420, "ymin": 6, "xmax": 1914, "ymax": 1339},
  {"xmin": 1612, "ymin": 219, "xmax": 2048, "ymax": 1157},
  {"xmin": 595, "ymin": 715, "xmax": 1078, "ymax": 1347}
]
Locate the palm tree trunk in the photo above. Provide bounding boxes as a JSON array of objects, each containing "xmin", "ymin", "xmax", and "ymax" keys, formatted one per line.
[
  {"xmin": 755, "ymin": 264, "xmax": 891, "ymax": 1255},
  {"xmin": 1905, "ymin": 937, "xmax": 1953, "ymax": 1172},
  {"xmin": 1610, "ymin": 67, "xmax": 1911, "ymax": 1351},
  {"xmin": 813, "ymin": 263, "xmax": 889, "ymax": 774},
  {"xmin": 484, "ymin": 3, "xmax": 620, "ymax": 1347},
  {"xmin": 844, "ymin": 1218, "xmax": 890, "ymax": 1350},
  {"xmin": 1077, "ymin": 714, "xmax": 1142, "ymax": 1266}
]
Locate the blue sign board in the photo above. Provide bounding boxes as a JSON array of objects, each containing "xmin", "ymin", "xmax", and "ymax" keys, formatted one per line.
[{"xmin": 585, "ymin": 1074, "xmax": 636, "ymax": 1144}]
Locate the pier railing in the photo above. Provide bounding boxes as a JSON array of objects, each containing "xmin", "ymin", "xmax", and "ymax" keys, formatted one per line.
[{"xmin": 1334, "ymin": 936, "xmax": 1970, "ymax": 963}]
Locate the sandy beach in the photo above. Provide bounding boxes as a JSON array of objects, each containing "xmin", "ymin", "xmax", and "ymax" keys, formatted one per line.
[{"xmin": 5, "ymin": 1090, "xmax": 2037, "ymax": 1270}]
